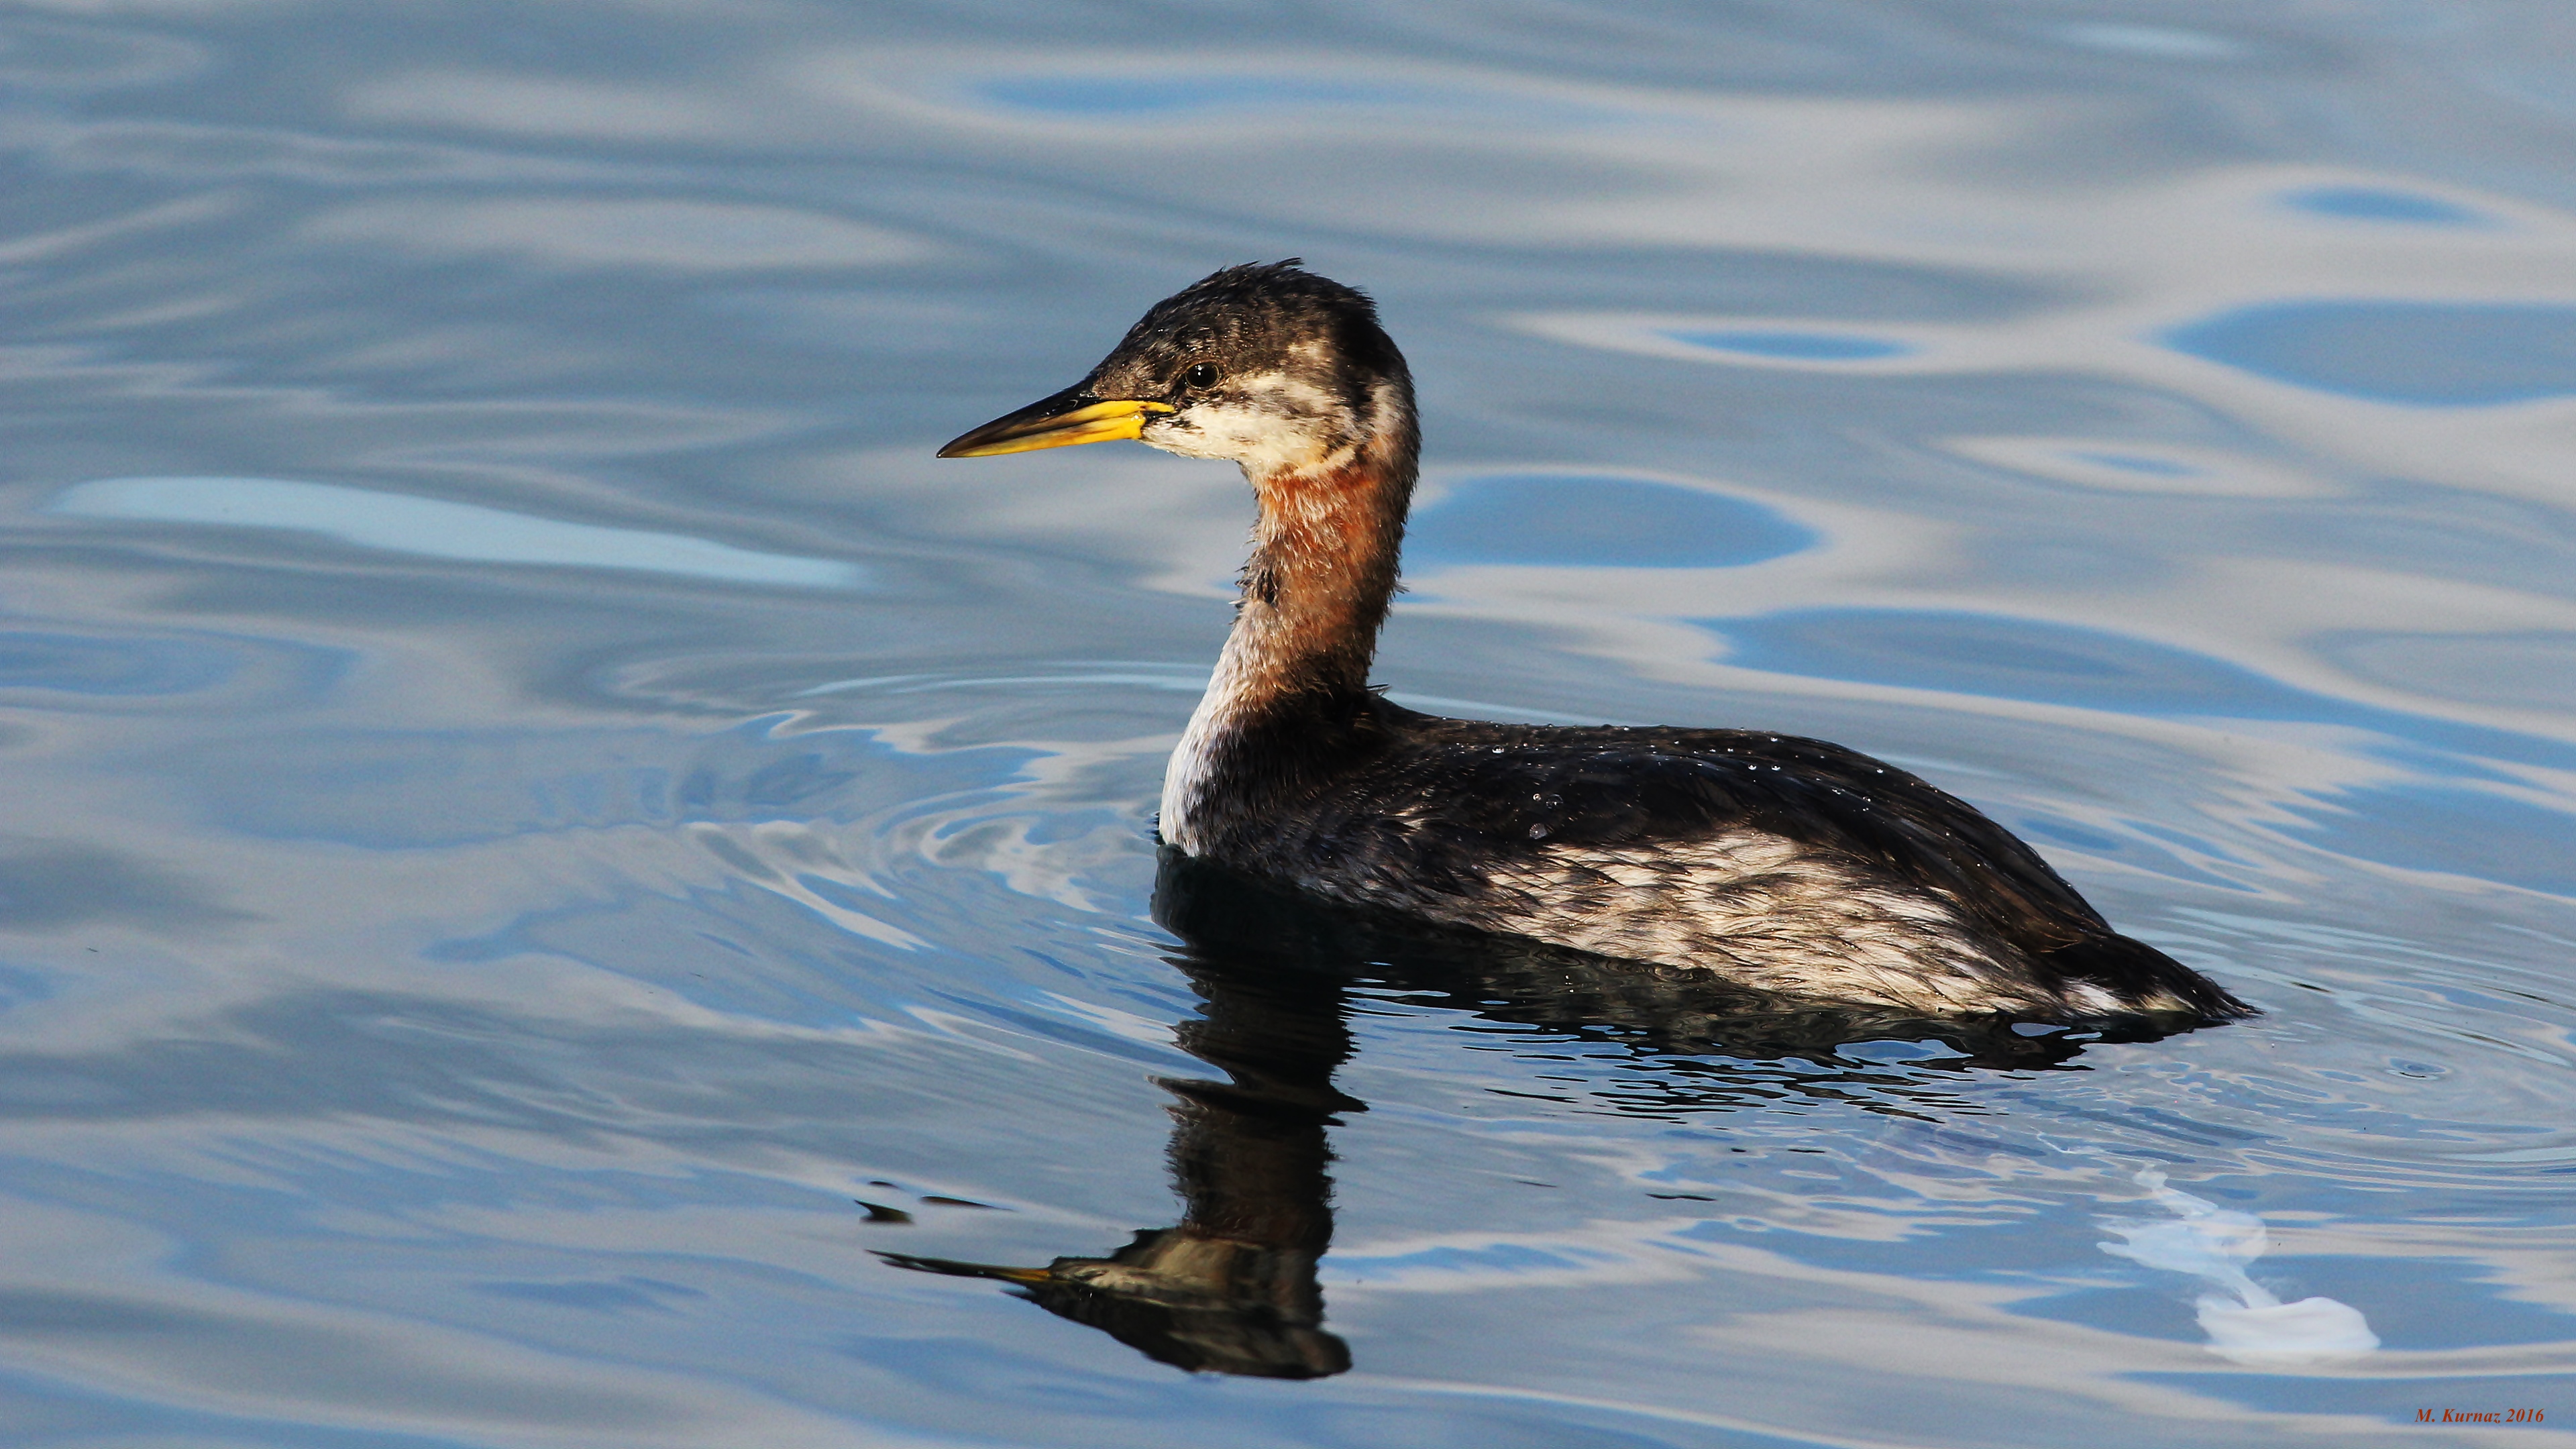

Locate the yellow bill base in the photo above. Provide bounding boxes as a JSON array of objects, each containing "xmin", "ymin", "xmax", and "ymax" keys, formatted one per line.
[{"xmin": 938, "ymin": 398, "xmax": 1175, "ymax": 458}]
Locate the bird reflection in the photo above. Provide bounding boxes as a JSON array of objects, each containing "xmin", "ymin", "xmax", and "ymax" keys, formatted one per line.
[
  {"xmin": 877, "ymin": 849, "xmax": 2188, "ymax": 1378},
  {"xmin": 878, "ymin": 859, "xmax": 1356, "ymax": 1377}
]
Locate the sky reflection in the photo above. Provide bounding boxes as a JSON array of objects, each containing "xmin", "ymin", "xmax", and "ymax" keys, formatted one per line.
[
  {"xmin": 52, "ymin": 477, "xmax": 865, "ymax": 588},
  {"xmin": 1, "ymin": 0, "xmax": 2573, "ymax": 1444}
]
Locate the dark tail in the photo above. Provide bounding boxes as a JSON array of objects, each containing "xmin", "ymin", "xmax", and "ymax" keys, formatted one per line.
[{"xmin": 2045, "ymin": 932, "xmax": 2255, "ymax": 1024}]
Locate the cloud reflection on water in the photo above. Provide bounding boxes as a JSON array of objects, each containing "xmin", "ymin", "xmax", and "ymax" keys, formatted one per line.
[{"xmin": 52, "ymin": 476, "xmax": 864, "ymax": 588}]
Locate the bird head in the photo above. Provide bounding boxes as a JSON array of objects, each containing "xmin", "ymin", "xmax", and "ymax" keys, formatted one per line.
[{"xmin": 938, "ymin": 261, "xmax": 1413, "ymax": 480}]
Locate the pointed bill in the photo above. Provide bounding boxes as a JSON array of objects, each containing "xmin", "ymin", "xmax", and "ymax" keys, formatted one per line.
[{"xmin": 937, "ymin": 384, "xmax": 1174, "ymax": 458}]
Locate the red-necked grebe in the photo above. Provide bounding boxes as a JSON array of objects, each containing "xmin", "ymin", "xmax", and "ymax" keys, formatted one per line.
[{"xmin": 938, "ymin": 262, "xmax": 2249, "ymax": 1023}]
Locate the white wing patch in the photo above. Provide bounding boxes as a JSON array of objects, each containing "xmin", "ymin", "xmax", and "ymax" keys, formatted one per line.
[{"xmin": 1288, "ymin": 835, "xmax": 2048, "ymax": 1016}]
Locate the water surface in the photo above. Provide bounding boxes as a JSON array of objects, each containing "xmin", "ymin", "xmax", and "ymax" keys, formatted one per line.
[{"xmin": 2, "ymin": 2, "xmax": 2573, "ymax": 1444}]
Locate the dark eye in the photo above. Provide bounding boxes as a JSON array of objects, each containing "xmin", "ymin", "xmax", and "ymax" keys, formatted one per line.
[{"xmin": 1183, "ymin": 362, "xmax": 1220, "ymax": 390}]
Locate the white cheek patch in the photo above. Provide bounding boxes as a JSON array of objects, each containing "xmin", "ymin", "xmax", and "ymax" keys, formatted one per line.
[
  {"xmin": 1367, "ymin": 378, "xmax": 1411, "ymax": 441},
  {"xmin": 1142, "ymin": 372, "xmax": 1356, "ymax": 474},
  {"xmin": 1241, "ymin": 371, "xmax": 1340, "ymax": 413}
]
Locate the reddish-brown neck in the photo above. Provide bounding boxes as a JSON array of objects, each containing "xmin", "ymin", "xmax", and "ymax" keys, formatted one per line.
[
  {"xmin": 1159, "ymin": 414, "xmax": 1418, "ymax": 852},
  {"xmin": 1234, "ymin": 452, "xmax": 1413, "ymax": 700}
]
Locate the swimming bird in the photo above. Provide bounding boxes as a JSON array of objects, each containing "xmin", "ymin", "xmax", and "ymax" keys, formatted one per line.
[{"xmin": 938, "ymin": 262, "xmax": 2249, "ymax": 1023}]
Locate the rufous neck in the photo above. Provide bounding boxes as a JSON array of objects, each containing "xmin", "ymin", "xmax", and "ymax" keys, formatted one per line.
[
  {"xmin": 1226, "ymin": 441, "xmax": 1415, "ymax": 701},
  {"xmin": 1159, "ymin": 415, "xmax": 1417, "ymax": 853}
]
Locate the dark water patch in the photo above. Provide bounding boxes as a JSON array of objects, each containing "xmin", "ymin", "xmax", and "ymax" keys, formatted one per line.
[
  {"xmin": 1695, "ymin": 608, "xmax": 2576, "ymax": 778},
  {"xmin": 0, "ymin": 1360, "xmax": 480, "ymax": 1449},
  {"xmin": 426, "ymin": 881, "xmax": 925, "ymax": 1027},
  {"xmin": 2282, "ymin": 787, "xmax": 2576, "ymax": 896},
  {"xmin": 980, "ymin": 76, "xmax": 1406, "ymax": 116},
  {"xmin": 2318, "ymin": 629, "xmax": 2576, "ymax": 714},
  {"xmin": 1703, "ymin": 608, "xmax": 2276, "ymax": 714},
  {"xmin": 2282, "ymin": 186, "xmax": 2484, "ymax": 225},
  {"xmin": 0, "ymin": 1289, "xmax": 674, "ymax": 1427},
  {"xmin": 2165, "ymin": 301, "xmax": 2576, "ymax": 405},
  {"xmin": 0, "ymin": 965, "xmax": 54, "ymax": 1012},
  {"xmin": 969, "ymin": 70, "xmax": 1611, "ymax": 127},
  {"xmin": 2074, "ymin": 450, "xmax": 2200, "ymax": 477},
  {"xmin": 2012, "ymin": 816, "xmax": 2251, "ymax": 893},
  {"xmin": 1410, "ymin": 476, "xmax": 1814, "ymax": 570},
  {"xmin": 474, "ymin": 1277, "xmax": 707, "ymax": 1314},
  {"xmin": 1663, "ymin": 329, "xmax": 1913, "ymax": 361},
  {"xmin": 160, "ymin": 718, "xmax": 1037, "ymax": 849},
  {"xmin": 0, "ymin": 629, "xmax": 235, "ymax": 697},
  {"xmin": 0, "ymin": 838, "xmax": 247, "ymax": 934}
]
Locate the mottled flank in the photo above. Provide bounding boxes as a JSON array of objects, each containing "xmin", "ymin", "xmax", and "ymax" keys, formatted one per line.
[
  {"xmin": 949, "ymin": 261, "xmax": 2251, "ymax": 1024},
  {"xmin": 1178, "ymin": 703, "xmax": 2247, "ymax": 1022}
]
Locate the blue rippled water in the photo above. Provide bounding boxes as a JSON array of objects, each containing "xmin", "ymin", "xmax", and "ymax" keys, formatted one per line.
[{"xmin": 1, "ymin": 2, "xmax": 2573, "ymax": 1446}]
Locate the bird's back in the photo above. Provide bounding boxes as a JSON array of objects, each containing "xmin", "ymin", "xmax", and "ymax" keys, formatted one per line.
[{"xmin": 1202, "ymin": 701, "xmax": 2249, "ymax": 1022}]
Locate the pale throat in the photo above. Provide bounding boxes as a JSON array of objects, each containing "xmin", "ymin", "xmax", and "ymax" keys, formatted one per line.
[{"xmin": 1158, "ymin": 425, "xmax": 1414, "ymax": 852}]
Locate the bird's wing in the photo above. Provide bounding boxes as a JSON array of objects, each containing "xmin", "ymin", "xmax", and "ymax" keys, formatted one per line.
[{"xmin": 1341, "ymin": 714, "xmax": 2114, "ymax": 955}]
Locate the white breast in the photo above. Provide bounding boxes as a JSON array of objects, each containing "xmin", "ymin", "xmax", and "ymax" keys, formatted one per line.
[{"xmin": 1159, "ymin": 626, "xmax": 1264, "ymax": 853}]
